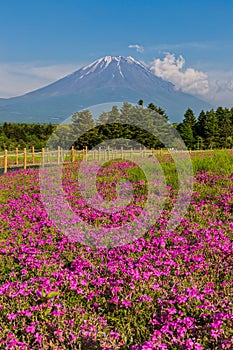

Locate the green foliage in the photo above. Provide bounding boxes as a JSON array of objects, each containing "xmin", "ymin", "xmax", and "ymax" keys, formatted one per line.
[
  {"xmin": 178, "ymin": 107, "xmax": 233, "ymax": 149},
  {"xmin": 0, "ymin": 122, "xmax": 56, "ymax": 150},
  {"xmin": 1, "ymin": 101, "xmax": 233, "ymax": 151},
  {"xmin": 71, "ymin": 102, "xmax": 169, "ymax": 150},
  {"xmin": 46, "ymin": 291, "xmax": 59, "ymax": 299},
  {"xmin": 71, "ymin": 103, "xmax": 233, "ymax": 151},
  {"xmin": 138, "ymin": 99, "xmax": 144, "ymax": 106},
  {"xmin": 183, "ymin": 108, "xmax": 196, "ymax": 130},
  {"xmin": 177, "ymin": 123, "xmax": 195, "ymax": 149}
]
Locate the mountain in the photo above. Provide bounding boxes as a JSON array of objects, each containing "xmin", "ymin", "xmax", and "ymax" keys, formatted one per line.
[{"xmin": 0, "ymin": 56, "xmax": 212, "ymax": 124}]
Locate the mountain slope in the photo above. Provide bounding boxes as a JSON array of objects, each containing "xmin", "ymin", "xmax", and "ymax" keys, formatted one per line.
[{"xmin": 0, "ymin": 56, "xmax": 212, "ymax": 123}]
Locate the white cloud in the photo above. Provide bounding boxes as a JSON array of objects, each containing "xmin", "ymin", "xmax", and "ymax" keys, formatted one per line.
[
  {"xmin": 128, "ymin": 44, "xmax": 144, "ymax": 53},
  {"xmin": 203, "ymin": 70, "xmax": 233, "ymax": 107},
  {"xmin": 150, "ymin": 52, "xmax": 209, "ymax": 95},
  {"xmin": 0, "ymin": 62, "xmax": 83, "ymax": 98}
]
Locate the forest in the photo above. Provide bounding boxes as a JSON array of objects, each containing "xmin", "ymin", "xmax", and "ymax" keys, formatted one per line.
[{"xmin": 0, "ymin": 101, "xmax": 233, "ymax": 150}]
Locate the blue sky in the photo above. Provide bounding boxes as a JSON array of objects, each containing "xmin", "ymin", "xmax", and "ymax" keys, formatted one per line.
[{"xmin": 0, "ymin": 0, "xmax": 233, "ymax": 106}]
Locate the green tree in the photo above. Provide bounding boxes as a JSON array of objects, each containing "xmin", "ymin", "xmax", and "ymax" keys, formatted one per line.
[
  {"xmin": 72, "ymin": 110, "xmax": 95, "ymax": 133},
  {"xmin": 183, "ymin": 108, "xmax": 196, "ymax": 130},
  {"xmin": 216, "ymin": 106, "xmax": 233, "ymax": 147},
  {"xmin": 107, "ymin": 105, "xmax": 121, "ymax": 123},
  {"xmin": 120, "ymin": 102, "xmax": 133, "ymax": 124},
  {"xmin": 147, "ymin": 102, "xmax": 168, "ymax": 121},
  {"xmin": 138, "ymin": 99, "xmax": 144, "ymax": 107},
  {"xmin": 177, "ymin": 108, "xmax": 196, "ymax": 149},
  {"xmin": 203, "ymin": 109, "xmax": 219, "ymax": 149},
  {"xmin": 195, "ymin": 110, "xmax": 206, "ymax": 140},
  {"xmin": 177, "ymin": 123, "xmax": 195, "ymax": 149},
  {"xmin": 96, "ymin": 111, "xmax": 110, "ymax": 125},
  {"xmin": 71, "ymin": 110, "xmax": 96, "ymax": 149}
]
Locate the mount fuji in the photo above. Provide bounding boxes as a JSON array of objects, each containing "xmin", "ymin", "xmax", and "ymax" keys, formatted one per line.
[{"xmin": 0, "ymin": 56, "xmax": 212, "ymax": 124}]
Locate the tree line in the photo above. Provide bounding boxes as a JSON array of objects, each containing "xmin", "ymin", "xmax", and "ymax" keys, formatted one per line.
[
  {"xmin": 176, "ymin": 106, "xmax": 233, "ymax": 149},
  {"xmin": 0, "ymin": 101, "xmax": 233, "ymax": 151},
  {"xmin": 0, "ymin": 123, "xmax": 55, "ymax": 150}
]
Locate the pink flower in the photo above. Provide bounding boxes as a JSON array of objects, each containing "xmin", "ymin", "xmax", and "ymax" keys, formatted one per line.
[
  {"xmin": 54, "ymin": 329, "xmax": 63, "ymax": 336},
  {"xmin": 70, "ymin": 333, "xmax": 77, "ymax": 342},
  {"xmin": 7, "ymin": 313, "xmax": 17, "ymax": 320},
  {"xmin": 121, "ymin": 299, "xmax": 132, "ymax": 307},
  {"xmin": 110, "ymin": 331, "xmax": 121, "ymax": 339},
  {"xmin": 109, "ymin": 295, "xmax": 119, "ymax": 304},
  {"xmin": 167, "ymin": 307, "xmax": 177, "ymax": 315},
  {"xmin": 26, "ymin": 325, "xmax": 35, "ymax": 334},
  {"xmin": 24, "ymin": 310, "xmax": 32, "ymax": 317},
  {"xmin": 35, "ymin": 332, "xmax": 43, "ymax": 344},
  {"xmin": 77, "ymin": 287, "xmax": 84, "ymax": 294},
  {"xmin": 35, "ymin": 289, "xmax": 42, "ymax": 298}
]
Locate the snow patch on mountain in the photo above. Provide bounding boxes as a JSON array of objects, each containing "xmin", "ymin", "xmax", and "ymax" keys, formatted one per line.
[{"xmin": 78, "ymin": 56, "xmax": 151, "ymax": 80}]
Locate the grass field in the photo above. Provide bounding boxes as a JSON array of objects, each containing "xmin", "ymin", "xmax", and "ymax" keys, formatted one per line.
[{"xmin": 0, "ymin": 150, "xmax": 232, "ymax": 349}]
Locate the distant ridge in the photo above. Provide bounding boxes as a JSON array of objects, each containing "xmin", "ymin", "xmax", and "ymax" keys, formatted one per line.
[{"xmin": 0, "ymin": 55, "xmax": 212, "ymax": 123}]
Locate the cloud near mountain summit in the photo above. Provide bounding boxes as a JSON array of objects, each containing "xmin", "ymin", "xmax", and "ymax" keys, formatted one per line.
[{"xmin": 150, "ymin": 53, "xmax": 209, "ymax": 96}]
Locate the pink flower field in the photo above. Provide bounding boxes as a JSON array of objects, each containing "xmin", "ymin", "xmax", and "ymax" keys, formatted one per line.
[{"xmin": 0, "ymin": 150, "xmax": 232, "ymax": 349}]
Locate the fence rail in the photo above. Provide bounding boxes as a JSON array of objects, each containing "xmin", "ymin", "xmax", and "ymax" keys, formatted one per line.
[
  {"xmin": 0, "ymin": 146, "xmax": 219, "ymax": 175},
  {"xmin": 0, "ymin": 146, "xmax": 167, "ymax": 174}
]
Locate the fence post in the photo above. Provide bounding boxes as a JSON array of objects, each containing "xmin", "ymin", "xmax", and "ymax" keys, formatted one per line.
[
  {"xmin": 60, "ymin": 147, "xmax": 63, "ymax": 163},
  {"xmin": 71, "ymin": 146, "xmax": 75, "ymax": 163},
  {"xmin": 57, "ymin": 146, "xmax": 60, "ymax": 164},
  {"xmin": 121, "ymin": 146, "xmax": 123, "ymax": 159},
  {"xmin": 41, "ymin": 148, "xmax": 45, "ymax": 168},
  {"xmin": 4, "ymin": 149, "xmax": 7, "ymax": 174},
  {"xmin": 15, "ymin": 148, "xmax": 18, "ymax": 165},
  {"xmin": 98, "ymin": 147, "xmax": 101, "ymax": 161},
  {"xmin": 85, "ymin": 146, "xmax": 88, "ymax": 161},
  {"xmin": 32, "ymin": 146, "xmax": 35, "ymax": 164},
  {"xmin": 23, "ymin": 148, "xmax": 27, "ymax": 170},
  {"xmin": 107, "ymin": 146, "xmax": 110, "ymax": 161}
]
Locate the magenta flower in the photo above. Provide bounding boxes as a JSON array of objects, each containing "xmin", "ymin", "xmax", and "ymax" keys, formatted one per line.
[
  {"xmin": 121, "ymin": 299, "xmax": 132, "ymax": 307},
  {"xmin": 25, "ymin": 325, "xmax": 35, "ymax": 334}
]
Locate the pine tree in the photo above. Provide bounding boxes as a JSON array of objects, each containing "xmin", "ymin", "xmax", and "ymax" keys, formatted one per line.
[
  {"xmin": 195, "ymin": 110, "xmax": 206, "ymax": 139},
  {"xmin": 183, "ymin": 108, "xmax": 196, "ymax": 130},
  {"xmin": 216, "ymin": 107, "xmax": 233, "ymax": 147},
  {"xmin": 71, "ymin": 110, "xmax": 96, "ymax": 149},
  {"xmin": 177, "ymin": 109, "xmax": 196, "ymax": 149},
  {"xmin": 96, "ymin": 111, "xmax": 110, "ymax": 125},
  {"xmin": 138, "ymin": 99, "xmax": 144, "ymax": 107},
  {"xmin": 177, "ymin": 123, "xmax": 195, "ymax": 149},
  {"xmin": 203, "ymin": 109, "xmax": 219, "ymax": 149},
  {"xmin": 72, "ymin": 110, "xmax": 95, "ymax": 133},
  {"xmin": 107, "ymin": 105, "xmax": 121, "ymax": 123},
  {"xmin": 147, "ymin": 102, "xmax": 168, "ymax": 121},
  {"xmin": 120, "ymin": 102, "xmax": 133, "ymax": 124}
]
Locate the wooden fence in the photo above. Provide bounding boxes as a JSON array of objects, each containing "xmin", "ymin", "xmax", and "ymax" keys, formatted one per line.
[{"xmin": 0, "ymin": 146, "xmax": 160, "ymax": 174}]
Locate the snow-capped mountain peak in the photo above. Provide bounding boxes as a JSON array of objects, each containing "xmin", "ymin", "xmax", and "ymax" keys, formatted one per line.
[
  {"xmin": 78, "ymin": 55, "xmax": 150, "ymax": 80},
  {"xmin": 0, "ymin": 55, "xmax": 212, "ymax": 124}
]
